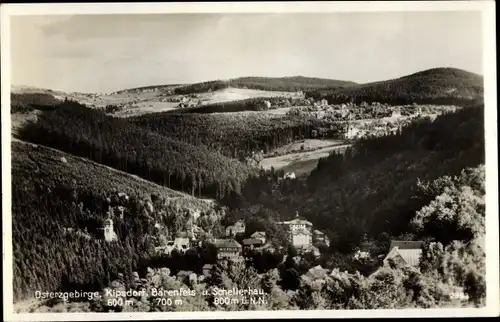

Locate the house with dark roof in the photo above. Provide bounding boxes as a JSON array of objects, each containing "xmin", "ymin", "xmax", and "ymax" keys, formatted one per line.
[
  {"xmin": 242, "ymin": 238, "xmax": 264, "ymax": 250},
  {"xmin": 312, "ymin": 229, "xmax": 329, "ymax": 246},
  {"xmin": 383, "ymin": 241, "xmax": 424, "ymax": 267},
  {"xmin": 212, "ymin": 239, "xmax": 243, "ymax": 261},
  {"xmin": 250, "ymin": 231, "xmax": 266, "ymax": 244}
]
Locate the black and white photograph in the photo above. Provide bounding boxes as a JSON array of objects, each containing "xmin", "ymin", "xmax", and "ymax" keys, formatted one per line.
[{"xmin": 1, "ymin": 1, "xmax": 498, "ymax": 320}]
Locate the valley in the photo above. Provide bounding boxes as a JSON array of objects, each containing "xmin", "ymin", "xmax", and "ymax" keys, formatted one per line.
[{"xmin": 8, "ymin": 67, "xmax": 488, "ymax": 312}]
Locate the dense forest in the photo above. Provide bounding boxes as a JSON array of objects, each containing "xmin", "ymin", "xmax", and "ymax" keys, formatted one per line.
[
  {"xmin": 175, "ymin": 96, "xmax": 312, "ymax": 114},
  {"xmin": 10, "ymin": 92, "xmax": 61, "ymax": 113},
  {"xmin": 225, "ymin": 105, "xmax": 484, "ymax": 253},
  {"xmin": 10, "ymin": 66, "xmax": 488, "ymax": 311},
  {"xmin": 11, "ymin": 142, "xmax": 230, "ymax": 301},
  {"xmin": 305, "ymin": 68, "xmax": 484, "ymax": 106},
  {"xmin": 129, "ymin": 112, "xmax": 346, "ymax": 160},
  {"xmin": 18, "ymin": 100, "xmax": 255, "ymax": 199},
  {"xmin": 19, "ymin": 163, "xmax": 485, "ymax": 311},
  {"xmin": 173, "ymin": 76, "xmax": 356, "ymax": 95}
]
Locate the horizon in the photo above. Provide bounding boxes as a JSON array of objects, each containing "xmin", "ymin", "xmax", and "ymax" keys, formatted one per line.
[
  {"xmin": 11, "ymin": 12, "xmax": 483, "ymax": 93},
  {"xmin": 11, "ymin": 66, "xmax": 483, "ymax": 94}
]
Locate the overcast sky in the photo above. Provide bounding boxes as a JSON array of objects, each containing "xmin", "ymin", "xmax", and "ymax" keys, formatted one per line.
[{"xmin": 11, "ymin": 12, "xmax": 483, "ymax": 93}]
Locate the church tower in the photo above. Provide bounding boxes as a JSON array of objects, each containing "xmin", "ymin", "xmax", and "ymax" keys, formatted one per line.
[{"xmin": 103, "ymin": 218, "xmax": 117, "ymax": 242}]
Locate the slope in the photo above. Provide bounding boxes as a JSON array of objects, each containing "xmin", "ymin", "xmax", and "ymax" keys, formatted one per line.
[
  {"xmin": 230, "ymin": 104, "xmax": 485, "ymax": 252},
  {"xmin": 17, "ymin": 100, "xmax": 255, "ymax": 200},
  {"xmin": 129, "ymin": 112, "xmax": 346, "ymax": 161},
  {"xmin": 306, "ymin": 67, "xmax": 484, "ymax": 105},
  {"xmin": 11, "ymin": 140, "xmax": 222, "ymax": 301},
  {"xmin": 172, "ymin": 76, "xmax": 356, "ymax": 95}
]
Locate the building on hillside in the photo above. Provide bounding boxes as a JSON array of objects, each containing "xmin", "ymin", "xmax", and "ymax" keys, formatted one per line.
[
  {"xmin": 303, "ymin": 245, "xmax": 321, "ymax": 258},
  {"xmin": 242, "ymin": 238, "xmax": 264, "ymax": 252},
  {"xmin": 312, "ymin": 230, "xmax": 329, "ymax": 246},
  {"xmin": 173, "ymin": 232, "xmax": 192, "ymax": 252},
  {"xmin": 101, "ymin": 218, "xmax": 118, "ymax": 242},
  {"xmin": 225, "ymin": 220, "xmax": 246, "ymax": 237},
  {"xmin": 353, "ymin": 242, "xmax": 371, "ymax": 260},
  {"xmin": 283, "ymin": 172, "xmax": 296, "ymax": 180},
  {"xmin": 212, "ymin": 239, "xmax": 243, "ymax": 261},
  {"xmin": 251, "ymin": 231, "xmax": 267, "ymax": 244},
  {"xmin": 277, "ymin": 212, "xmax": 313, "ymax": 250},
  {"xmin": 303, "ymin": 265, "xmax": 329, "ymax": 281},
  {"xmin": 292, "ymin": 230, "xmax": 313, "ymax": 251},
  {"xmin": 383, "ymin": 241, "xmax": 424, "ymax": 267},
  {"xmin": 256, "ymin": 243, "xmax": 276, "ymax": 253}
]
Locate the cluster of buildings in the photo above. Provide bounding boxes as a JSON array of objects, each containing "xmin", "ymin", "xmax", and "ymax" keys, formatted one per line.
[
  {"xmin": 150, "ymin": 211, "xmax": 330, "ymax": 264},
  {"xmin": 277, "ymin": 212, "xmax": 329, "ymax": 252}
]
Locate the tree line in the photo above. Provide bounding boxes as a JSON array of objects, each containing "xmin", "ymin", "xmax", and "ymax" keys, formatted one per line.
[
  {"xmin": 225, "ymin": 105, "xmax": 485, "ymax": 254},
  {"xmin": 18, "ymin": 100, "xmax": 254, "ymax": 200},
  {"xmin": 305, "ymin": 68, "xmax": 483, "ymax": 106},
  {"xmin": 129, "ymin": 112, "xmax": 346, "ymax": 161}
]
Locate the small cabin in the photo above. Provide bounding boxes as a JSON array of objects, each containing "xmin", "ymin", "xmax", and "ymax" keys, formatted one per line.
[{"xmin": 250, "ymin": 231, "xmax": 266, "ymax": 244}]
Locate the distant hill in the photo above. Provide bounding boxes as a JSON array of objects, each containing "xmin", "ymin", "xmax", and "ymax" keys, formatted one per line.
[
  {"xmin": 10, "ymin": 92, "xmax": 62, "ymax": 113},
  {"xmin": 172, "ymin": 76, "xmax": 357, "ymax": 95},
  {"xmin": 229, "ymin": 76, "xmax": 358, "ymax": 91},
  {"xmin": 112, "ymin": 84, "xmax": 185, "ymax": 95},
  {"xmin": 305, "ymin": 68, "xmax": 484, "ymax": 106}
]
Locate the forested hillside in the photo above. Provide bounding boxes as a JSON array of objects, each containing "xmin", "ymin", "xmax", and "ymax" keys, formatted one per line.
[
  {"xmin": 129, "ymin": 112, "xmax": 345, "ymax": 160},
  {"xmin": 174, "ymin": 96, "xmax": 311, "ymax": 114},
  {"xmin": 18, "ymin": 100, "xmax": 255, "ymax": 199},
  {"xmin": 10, "ymin": 92, "xmax": 61, "ymax": 113},
  {"xmin": 227, "ymin": 105, "xmax": 484, "ymax": 252},
  {"xmin": 11, "ymin": 142, "xmax": 225, "ymax": 301},
  {"xmin": 306, "ymin": 68, "xmax": 483, "ymax": 106},
  {"xmin": 173, "ymin": 76, "xmax": 356, "ymax": 95}
]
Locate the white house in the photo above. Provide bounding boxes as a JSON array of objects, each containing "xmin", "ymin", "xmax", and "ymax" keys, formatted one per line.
[
  {"xmin": 277, "ymin": 212, "xmax": 313, "ymax": 249},
  {"xmin": 383, "ymin": 241, "xmax": 424, "ymax": 267},
  {"xmin": 283, "ymin": 172, "xmax": 296, "ymax": 180}
]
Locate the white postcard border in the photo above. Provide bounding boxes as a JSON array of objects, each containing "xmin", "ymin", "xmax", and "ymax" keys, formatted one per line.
[{"xmin": 1, "ymin": 1, "xmax": 498, "ymax": 320}]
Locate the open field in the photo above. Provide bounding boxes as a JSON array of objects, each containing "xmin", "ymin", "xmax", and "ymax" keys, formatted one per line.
[
  {"xmin": 259, "ymin": 143, "xmax": 351, "ymax": 173},
  {"xmin": 267, "ymin": 138, "xmax": 344, "ymax": 157},
  {"xmin": 113, "ymin": 101, "xmax": 179, "ymax": 117},
  {"xmin": 196, "ymin": 87, "xmax": 302, "ymax": 105}
]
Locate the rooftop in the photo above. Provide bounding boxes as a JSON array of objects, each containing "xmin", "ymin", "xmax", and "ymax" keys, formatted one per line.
[
  {"xmin": 251, "ymin": 231, "xmax": 266, "ymax": 237},
  {"xmin": 177, "ymin": 270, "xmax": 194, "ymax": 277},
  {"xmin": 242, "ymin": 238, "xmax": 264, "ymax": 246},
  {"xmin": 389, "ymin": 240, "xmax": 424, "ymax": 250},
  {"xmin": 396, "ymin": 249, "xmax": 422, "ymax": 267},
  {"xmin": 305, "ymin": 265, "xmax": 328, "ymax": 280},
  {"xmin": 212, "ymin": 239, "xmax": 242, "ymax": 249}
]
